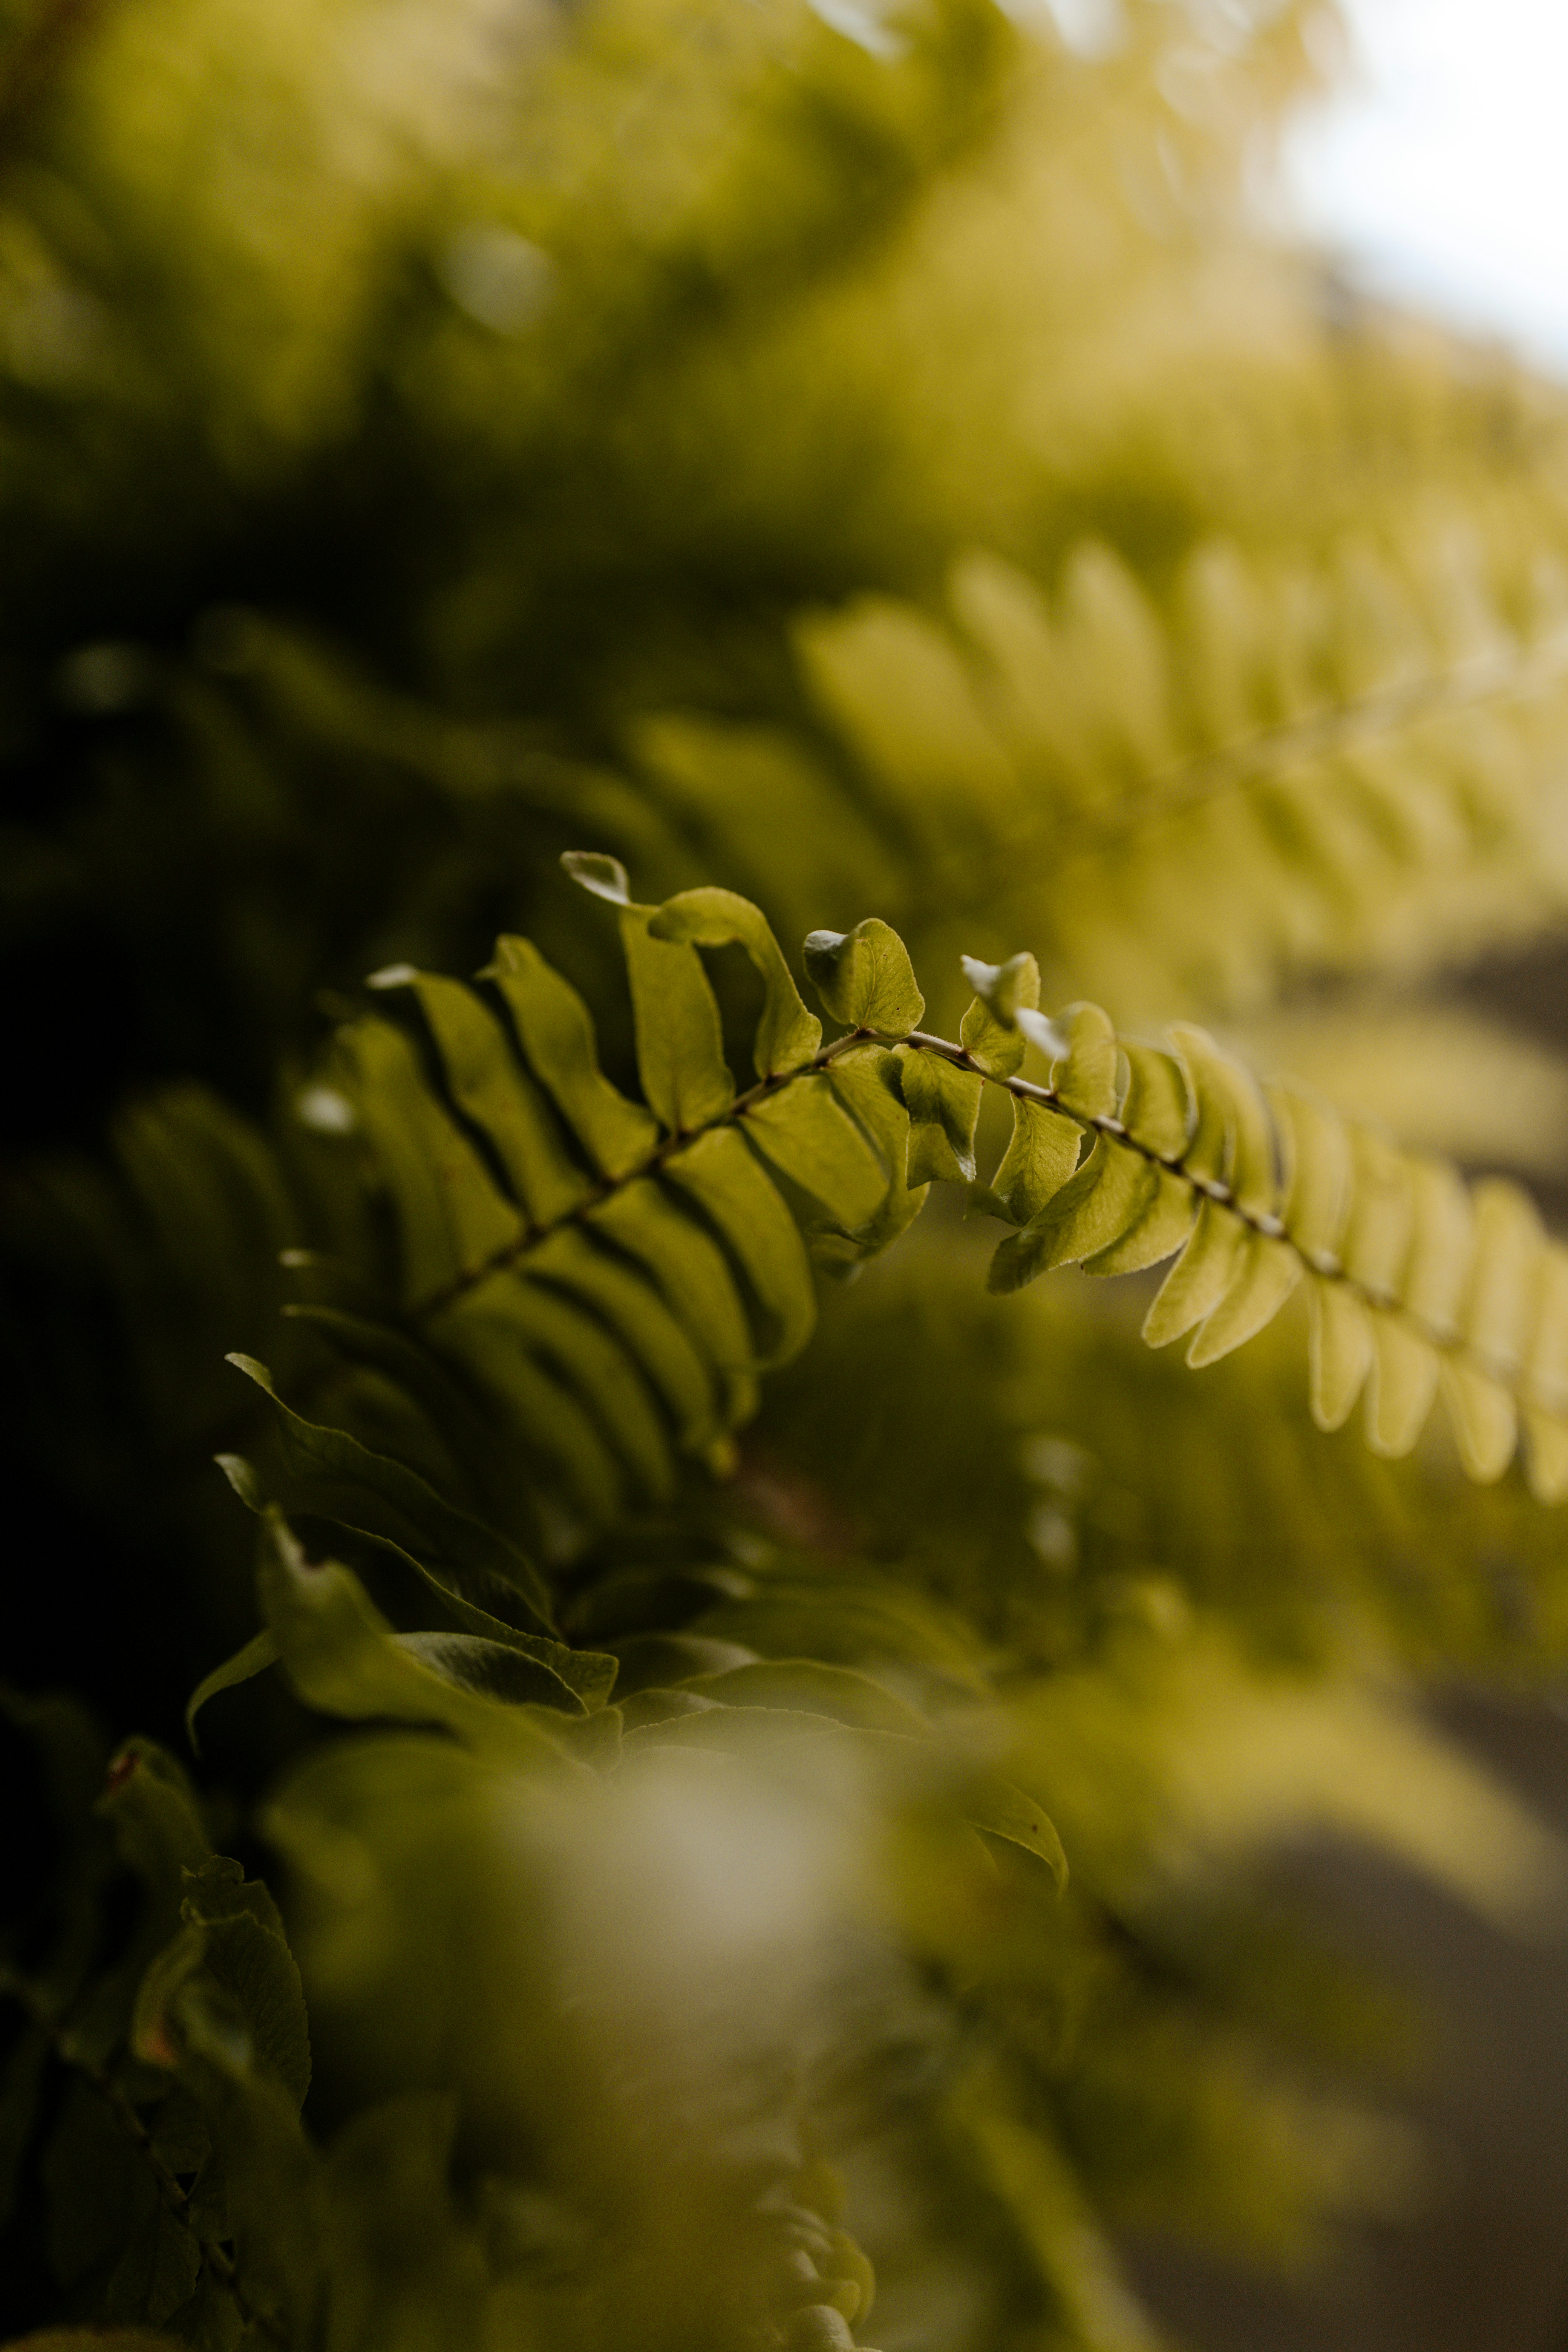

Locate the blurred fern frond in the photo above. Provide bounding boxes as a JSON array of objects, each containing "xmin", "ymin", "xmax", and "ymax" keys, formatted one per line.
[
  {"xmin": 781, "ymin": 523, "xmax": 1568, "ymax": 1017},
  {"xmin": 1223, "ymin": 999, "xmax": 1568, "ymax": 1177}
]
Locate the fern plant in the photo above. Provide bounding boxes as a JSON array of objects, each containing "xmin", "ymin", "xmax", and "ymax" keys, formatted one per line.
[
  {"xmin": 12, "ymin": 0, "xmax": 1568, "ymax": 2347},
  {"xmin": 10, "ymin": 847, "xmax": 1568, "ymax": 2350}
]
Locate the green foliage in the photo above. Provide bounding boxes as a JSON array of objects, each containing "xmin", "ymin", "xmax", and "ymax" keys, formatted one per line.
[
  {"xmin": 9, "ymin": 863, "xmax": 1540, "ymax": 2348},
  {"xmin": 203, "ymin": 874, "xmax": 1568, "ymax": 1553},
  {"xmin": 13, "ymin": 0, "xmax": 1568, "ymax": 2345},
  {"xmin": 0, "ymin": 1715, "xmax": 314, "ymax": 2346},
  {"xmin": 779, "ymin": 524, "xmax": 1568, "ymax": 1022},
  {"xmin": 17, "ymin": 859, "xmax": 1568, "ymax": 2341}
]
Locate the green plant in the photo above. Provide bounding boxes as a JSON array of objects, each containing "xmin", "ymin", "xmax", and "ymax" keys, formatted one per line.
[
  {"xmin": 8, "ymin": 857, "xmax": 1568, "ymax": 2349},
  {"xmin": 9, "ymin": 0, "xmax": 1568, "ymax": 2347}
]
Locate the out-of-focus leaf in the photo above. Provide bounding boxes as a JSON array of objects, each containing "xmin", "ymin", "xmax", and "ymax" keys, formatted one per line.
[
  {"xmin": 253, "ymin": 1513, "xmax": 580, "ymax": 1766},
  {"xmin": 184, "ymin": 1630, "xmax": 279, "ymax": 1753},
  {"xmin": 677, "ymin": 1658, "xmax": 929, "ymax": 1735},
  {"xmin": 226, "ymin": 1354, "xmax": 555, "ymax": 1633}
]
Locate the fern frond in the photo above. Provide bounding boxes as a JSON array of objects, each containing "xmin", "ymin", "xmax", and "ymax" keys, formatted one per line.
[
  {"xmin": 277, "ymin": 867, "xmax": 1568, "ymax": 1533},
  {"xmin": 793, "ymin": 523, "xmax": 1568, "ymax": 1014}
]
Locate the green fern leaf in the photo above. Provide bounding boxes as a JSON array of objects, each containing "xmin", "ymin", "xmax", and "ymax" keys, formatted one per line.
[
  {"xmin": 1168, "ymin": 1025, "xmax": 1278, "ymax": 1216},
  {"xmin": 647, "ymin": 885, "xmax": 822, "ymax": 1076},
  {"xmin": 989, "ymin": 1138, "xmax": 1154, "ymax": 1294},
  {"xmin": 1306, "ymin": 1282, "xmax": 1374, "ymax": 1433},
  {"xmin": 562, "ymin": 851, "xmax": 736, "ymax": 1131},
  {"xmin": 1037, "ymin": 1002, "xmax": 1120, "ymax": 1122},
  {"xmin": 1119, "ymin": 1040, "xmax": 1192, "ymax": 1159},
  {"xmin": 660, "ymin": 1126, "xmax": 819, "ymax": 1364},
  {"xmin": 383, "ymin": 966, "xmax": 594, "ymax": 1227},
  {"xmin": 959, "ymin": 950, "xmax": 1040, "ymax": 1076},
  {"xmin": 1083, "ymin": 1170, "xmax": 1195, "ymax": 1277},
  {"xmin": 485, "ymin": 934, "xmax": 660, "ymax": 1179},
  {"xmin": 824, "ymin": 1044, "xmax": 930, "ymax": 1248},
  {"xmin": 274, "ymin": 876, "xmax": 923, "ymax": 1552},
  {"xmin": 223, "ymin": 1355, "xmax": 557, "ymax": 1631},
  {"xmin": 884, "ymin": 970, "xmax": 1568, "ymax": 1496},
  {"xmin": 271, "ymin": 876, "xmax": 1568, "ymax": 1548},
  {"xmin": 803, "ymin": 916, "xmax": 925, "ymax": 1035},
  {"xmin": 1184, "ymin": 1232, "xmax": 1300, "ymax": 1368},
  {"xmin": 743, "ymin": 1083, "xmax": 892, "ymax": 1233},
  {"xmin": 893, "ymin": 1046, "xmax": 983, "ymax": 1184},
  {"xmin": 988, "ymin": 1097, "xmax": 1083, "ymax": 1228},
  {"xmin": 253, "ymin": 1512, "xmax": 588, "ymax": 1764},
  {"xmin": 1141, "ymin": 1200, "xmax": 1246, "ymax": 1346}
]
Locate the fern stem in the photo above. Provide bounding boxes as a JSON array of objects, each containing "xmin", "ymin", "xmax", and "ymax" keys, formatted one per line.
[
  {"xmin": 901, "ymin": 1031, "xmax": 1553, "ymax": 1410},
  {"xmin": 409, "ymin": 1030, "xmax": 876, "ymax": 1319}
]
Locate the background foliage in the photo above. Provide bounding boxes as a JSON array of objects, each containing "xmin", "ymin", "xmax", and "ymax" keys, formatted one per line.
[{"xmin": 8, "ymin": 0, "xmax": 1568, "ymax": 2345}]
